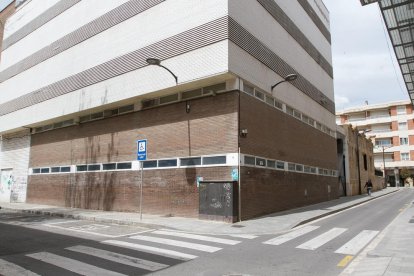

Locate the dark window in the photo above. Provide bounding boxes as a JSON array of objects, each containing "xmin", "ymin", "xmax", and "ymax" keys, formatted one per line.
[
  {"xmin": 202, "ymin": 156, "xmax": 226, "ymax": 165},
  {"xmin": 76, "ymin": 165, "xmax": 87, "ymax": 172},
  {"xmin": 256, "ymin": 158, "xmax": 266, "ymax": 167},
  {"xmin": 40, "ymin": 168, "xmax": 50, "ymax": 174},
  {"xmin": 363, "ymin": 154, "xmax": 368, "ymax": 170},
  {"xmin": 51, "ymin": 167, "xmax": 60, "ymax": 173},
  {"xmin": 88, "ymin": 164, "xmax": 101, "ymax": 171},
  {"xmin": 159, "ymin": 94, "xmax": 178, "ymax": 104},
  {"xmin": 180, "ymin": 157, "xmax": 201, "ymax": 166},
  {"xmin": 103, "ymin": 163, "xmax": 116, "ymax": 170},
  {"xmin": 32, "ymin": 168, "xmax": 41, "ymax": 174},
  {"xmin": 158, "ymin": 159, "xmax": 178, "ymax": 167},
  {"xmin": 60, "ymin": 166, "xmax": 71, "ymax": 173},
  {"xmin": 118, "ymin": 104, "xmax": 134, "ymax": 113},
  {"xmin": 276, "ymin": 161, "xmax": 285, "ymax": 170},
  {"xmin": 143, "ymin": 161, "xmax": 157, "ymax": 168},
  {"xmin": 244, "ymin": 156, "xmax": 255, "ymax": 165},
  {"xmin": 182, "ymin": 89, "xmax": 202, "ymax": 100},
  {"xmin": 288, "ymin": 163, "xmax": 296, "ymax": 171},
  {"xmin": 267, "ymin": 160, "xmax": 276, "ymax": 168},
  {"xmin": 117, "ymin": 162, "xmax": 132, "ymax": 170}
]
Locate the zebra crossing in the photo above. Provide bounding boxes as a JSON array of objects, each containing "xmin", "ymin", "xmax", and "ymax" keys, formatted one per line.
[
  {"xmin": 0, "ymin": 229, "xmax": 250, "ymax": 276},
  {"xmin": 263, "ymin": 225, "xmax": 379, "ymax": 256}
]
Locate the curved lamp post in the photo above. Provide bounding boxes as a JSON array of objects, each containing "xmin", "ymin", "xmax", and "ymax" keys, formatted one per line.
[
  {"xmin": 146, "ymin": 58, "xmax": 178, "ymax": 85},
  {"xmin": 271, "ymin": 74, "xmax": 298, "ymax": 91}
]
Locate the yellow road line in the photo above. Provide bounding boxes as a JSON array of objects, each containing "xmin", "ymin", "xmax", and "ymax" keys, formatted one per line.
[{"xmin": 337, "ymin": 255, "xmax": 353, "ymax": 267}]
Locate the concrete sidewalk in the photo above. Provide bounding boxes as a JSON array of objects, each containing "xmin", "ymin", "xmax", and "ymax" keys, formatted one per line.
[
  {"xmin": 341, "ymin": 188, "xmax": 414, "ymax": 276},
  {"xmin": 0, "ymin": 187, "xmax": 400, "ymax": 235}
]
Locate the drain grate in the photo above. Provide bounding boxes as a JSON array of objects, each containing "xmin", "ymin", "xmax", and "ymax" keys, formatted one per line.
[{"xmin": 231, "ymin": 224, "xmax": 245, "ymax": 228}]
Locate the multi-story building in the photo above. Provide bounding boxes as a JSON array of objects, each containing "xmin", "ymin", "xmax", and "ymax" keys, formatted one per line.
[
  {"xmin": 337, "ymin": 100, "xmax": 414, "ymax": 187},
  {"xmin": 0, "ymin": 0, "xmax": 337, "ymax": 220}
]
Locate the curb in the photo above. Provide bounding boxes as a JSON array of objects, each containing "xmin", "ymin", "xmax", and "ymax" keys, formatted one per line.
[
  {"xmin": 0, "ymin": 189, "xmax": 400, "ymax": 235},
  {"xmin": 293, "ymin": 189, "xmax": 399, "ymax": 228}
]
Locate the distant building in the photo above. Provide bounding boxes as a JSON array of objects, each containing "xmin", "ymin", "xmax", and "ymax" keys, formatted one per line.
[
  {"xmin": 337, "ymin": 100, "xmax": 413, "ymax": 187},
  {"xmin": 0, "ymin": 0, "xmax": 337, "ymax": 220}
]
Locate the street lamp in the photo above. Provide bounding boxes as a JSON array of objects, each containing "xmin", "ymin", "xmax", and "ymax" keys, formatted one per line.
[
  {"xmin": 380, "ymin": 145, "xmax": 394, "ymax": 188},
  {"xmin": 271, "ymin": 74, "xmax": 298, "ymax": 91},
  {"xmin": 146, "ymin": 58, "xmax": 178, "ymax": 85}
]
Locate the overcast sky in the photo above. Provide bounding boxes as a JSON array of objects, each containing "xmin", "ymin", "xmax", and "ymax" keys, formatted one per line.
[{"xmin": 324, "ymin": 0, "xmax": 408, "ymax": 112}]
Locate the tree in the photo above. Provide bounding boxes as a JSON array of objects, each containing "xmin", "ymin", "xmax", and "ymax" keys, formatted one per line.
[{"xmin": 399, "ymin": 167, "xmax": 411, "ymax": 183}]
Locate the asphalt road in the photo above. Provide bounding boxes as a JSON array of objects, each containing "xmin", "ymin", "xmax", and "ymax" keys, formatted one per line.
[
  {"xmin": 152, "ymin": 189, "xmax": 414, "ymax": 276},
  {"xmin": 0, "ymin": 190, "xmax": 412, "ymax": 275}
]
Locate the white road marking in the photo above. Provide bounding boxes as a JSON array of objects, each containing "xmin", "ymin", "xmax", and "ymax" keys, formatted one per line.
[
  {"xmin": 0, "ymin": 259, "xmax": 40, "ymax": 276},
  {"xmin": 43, "ymin": 224, "xmax": 117, "ymax": 237},
  {"xmin": 263, "ymin": 225, "xmax": 320, "ymax": 245},
  {"xmin": 42, "ymin": 220, "xmax": 78, "ymax": 225},
  {"xmin": 66, "ymin": 245, "xmax": 168, "ymax": 271},
  {"xmin": 27, "ymin": 252, "xmax": 126, "ymax": 276},
  {"xmin": 129, "ymin": 235, "xmax": 222, "ymax": 253},
  {"xmin": 102, "ymin": 240, "xmax": 197, "ymax": 260},
  {"xmin": 153, "ymin": 230, "xmax": 241, "ymax": 245},
  {"xmin": 296, "ymin": 227, "xmax": 347, "ymax": 250},
  {"xmin": 335, "ymin": 230, "xmax": 379, "ymax": 255},
  {"xmin": 228, "ymin": 234, "xmax": 258, "ymax": 239},
  {"xmin": 43, "ymin": 223, "xmax": 149, "ymax": 238}
]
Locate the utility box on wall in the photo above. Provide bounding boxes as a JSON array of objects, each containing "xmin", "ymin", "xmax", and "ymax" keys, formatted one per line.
[{"xmin": 198, "ymin": 181, "xmax": 238, "ymax": 223}]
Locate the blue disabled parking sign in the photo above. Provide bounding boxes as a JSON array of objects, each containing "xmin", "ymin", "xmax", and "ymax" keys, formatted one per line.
[{"xmin": 137, "ymin": 139, "xmax": 147, "ymax": 161}]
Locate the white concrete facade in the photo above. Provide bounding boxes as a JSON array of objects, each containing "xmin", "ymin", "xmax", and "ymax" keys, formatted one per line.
[
  {"xmin": 0, "ymin": 0, "xmax": 334, "ymax": 202},
  {"xmin": 0, "ymin": 0, "xmax": 334, "ymax": 133}
]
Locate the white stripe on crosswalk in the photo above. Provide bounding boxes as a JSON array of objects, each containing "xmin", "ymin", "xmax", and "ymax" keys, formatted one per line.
[
  {"xmin": 263, "ymin": 225, "xmax": 320, "ymax": 245},
  {"xmin": 129, "ymin": 235, "xmax": 222, "ymax": 253},
  {"xmin": 102, "ymin": 240, "xmax": 198, "ymax": 260},
  {"xmin": 66, "ymin": 245, "xmax": 169, "ymax": 271},
  {"xmin": 27, "ymin": 252, "xmax": 126, "ymax": 276},
  {"xmin": 153, "ymin": 230, "xmax": 241, "ymax": 245},
  {"xmin": 0, "ymin": 259, "xmax": 40, "ymax": 276},
  {"xmin": 229, "ymin": 234, "xmax": 258, "ymax": 239},
  {"xmin": 335, "ymin": 230, "xmax": 379, "ymax": 255},
  {"xmin": 296, "ymin": 227, "xmax": 347, "ymax": 250}
]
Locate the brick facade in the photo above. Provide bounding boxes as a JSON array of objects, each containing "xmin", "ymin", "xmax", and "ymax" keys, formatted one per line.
[{"xmin": 27, "ymin": 91, "xmax": 339, "ymax": 220}]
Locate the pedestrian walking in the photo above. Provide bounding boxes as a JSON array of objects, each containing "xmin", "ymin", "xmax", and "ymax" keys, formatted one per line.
[{"xmin": 364, "ymin": 179, "xmax": 373, "ymax": 196}]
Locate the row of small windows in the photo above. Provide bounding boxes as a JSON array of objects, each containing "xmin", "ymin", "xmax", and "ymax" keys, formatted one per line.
[
  {"xmin": 244, "ymin": 155, "xmax": 337, "ymax": 177},
  {"xmin": 32, "ymin": 162, "xmax": 133, "ymax": 174},
  {"xmin": 141, "ymin": 83, "xmax": 226, "ymax": 109},
  {"xmin": 142, "ymin": 156, "xmax": 227, "ymax": 168},
  {"xmin": 243, "ymin": 83, "xmax": 336, "ymax": 138},
  {"xmin": 30, "ymin": 155, "xmax": 228, "ymax": 175},
  {"xmin": 33, "ymin": 104, "xmax": 135, "ymax": 133}
]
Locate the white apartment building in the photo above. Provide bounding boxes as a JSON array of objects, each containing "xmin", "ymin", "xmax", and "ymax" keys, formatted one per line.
[
  {"xmin": 0, "ymin": 0, "xmax": 336, "ymax": 220},
  {"xmin": 337, "ymin": 100, "xmax": 414, "ymax": 187}
]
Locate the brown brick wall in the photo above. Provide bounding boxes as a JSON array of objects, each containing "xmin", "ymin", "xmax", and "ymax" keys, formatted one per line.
[
  {"xmin": 239, "ymin": 93, "xmax": 337, "ymax": 168},
  {"xmin": 393, "ymin": 136, "xmax": 400, "ymax": 146},
  {"xmin": 390, "ymin": 106, "xmax": 397, "ymax": 116},
  {"xmin": 391, "ymin": 121, "xmax": 398, "ymax": 131},
  {"xmin": 238, "ymin": 93, "xmax": 338, "ymax": 218},
  {"xmin": 408, "ymin": 119, "xmax": 414, "ymax": 130},
  {"xmin": 407, "ymin": 105, "xmax": 413, "ymax": 114},
  {"xmin": 28, "ymin": 91, "xmax": 339, "ymax": 219},
  {"xmin": 240, "ymin": 167, "xmax": 337, "ymax": 219},
  {"xmin": 28, "ymin": 93, "xmax": 239, "ymax": 216},
  {"xmin": 394, "ymin": 152, "xmax": 401, "ymax": 161},
  {"xmin": 30, "ymin": 93, "xmax": 239, "ymax": 166},
  {"xmin": 409, "ymin": 135, "xmax": 414, "ymax": 145},
  {"xmin": 27, "ymin": 167, "xmax": 232, "ymax": 217}
]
